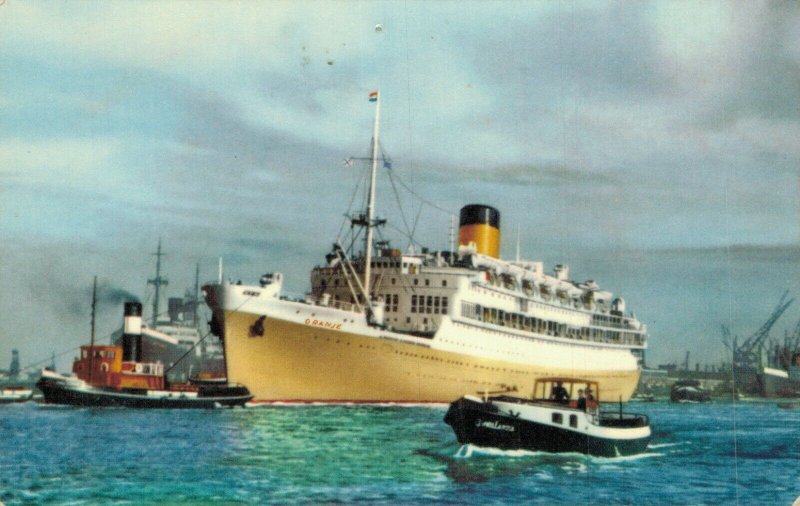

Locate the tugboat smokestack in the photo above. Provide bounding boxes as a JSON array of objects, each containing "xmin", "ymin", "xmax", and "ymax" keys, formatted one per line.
[
  {"xmin": 122, "ymin": 301, "xmax": 143, "ymax": 362},
  {"xmin": 458, "ymin": 204, "xmax": 501, "ymax": 259}
]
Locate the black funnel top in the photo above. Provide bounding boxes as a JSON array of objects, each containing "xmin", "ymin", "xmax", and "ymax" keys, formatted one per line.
[
  {"xmin": 124, "ymin": 301, "xmax": 142, "ymax": 317},
  {"xmin": 459, "ymin": 204, "xmax": 500, "ymax": 228}
]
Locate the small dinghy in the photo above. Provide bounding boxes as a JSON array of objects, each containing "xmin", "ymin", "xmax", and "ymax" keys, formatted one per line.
[
  {"xmin": 670, "ymin": 380, "xmax": 711, "ymax": 403},
  {"xmin": 0, "ymin": 386, "xmax": 34, "ymax": 404},
  {"xmin": 444, "ymin": 378, "xmax": 651, "ymax": 457}
]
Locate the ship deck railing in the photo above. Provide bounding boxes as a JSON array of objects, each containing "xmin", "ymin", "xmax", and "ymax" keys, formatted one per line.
[
  {"xmin": 304, "ymin": 294, "xmax": 363, "ymax": 314},
  {"xmin": 471, "ymin": 280, "xmax": 644, "ymax": 331},
  {"xmin": 489, "ymin": 395, "xmax": 649, "ymax": 427}
]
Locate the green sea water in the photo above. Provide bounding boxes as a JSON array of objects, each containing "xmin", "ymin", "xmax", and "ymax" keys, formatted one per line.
[{"xmin": 1, "ymin": 401, "xmax": 797, "ymax": 504}]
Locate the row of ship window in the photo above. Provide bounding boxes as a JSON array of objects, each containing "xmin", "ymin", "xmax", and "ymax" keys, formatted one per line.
[
  {"xmin": 410, "ymin": 295, "xmax": 449, "ymax": 314},
  {"xmin": 591, "ymin": 313, "xmax": 630, "ymax": 329},
  {"xmin": 322, "ymin": 277, "xmax": 448, "ymax": 287},
  {"xmin": 376, "ymin": 294, "xmax": 451, "ymax": 315},
  {"xmin": 82, "ymin": 349, "xmax": 116, "ymax": 359},
  {"xmin": 460, "ymin": 302, "xmax": 643, "ymax": 345}
]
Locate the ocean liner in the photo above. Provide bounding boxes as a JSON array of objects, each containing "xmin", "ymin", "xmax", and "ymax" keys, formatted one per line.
[{"xmin": 203, "ymin": 92, "xmax": 648, "ymax": 403}]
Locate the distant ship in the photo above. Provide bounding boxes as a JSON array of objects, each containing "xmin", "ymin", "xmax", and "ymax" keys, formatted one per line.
[
  {"xmin": 726, "ymin": 292, "xmax": 800, "ymax": 398},
  {"xmin": 759, "ymin": 355, "xmax": 800, "ymax": 398},
  {"xmin": 113, "ymin": 242, "xmax": 225, "ymax": 383},
  {"xmin": 203, "ymin": 91, "xmax": 648, "ymax": 403},
  {"xmin": 670, "ymin": 380, "xmax": 711, "ymax": 403},
  {"xmin": 0, "ymin": 386, "xmax": 33, "ymax": 404}
]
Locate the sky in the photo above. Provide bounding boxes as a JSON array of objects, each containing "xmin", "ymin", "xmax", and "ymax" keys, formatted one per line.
[{"xmin": 1, "ymin": 1, "xmax": 799, "ymax": 373}]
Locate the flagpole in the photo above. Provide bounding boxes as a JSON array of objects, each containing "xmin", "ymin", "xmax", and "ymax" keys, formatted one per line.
[{"xmin": 363, "ymin": 91, "xmax": 380, "ymax": 302}]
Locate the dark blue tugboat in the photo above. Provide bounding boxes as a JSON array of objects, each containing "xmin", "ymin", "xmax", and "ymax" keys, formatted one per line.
[
  {"xmin": 37, "ymin": 300, "xmax": 252, "ymax": 409},
  {"xmin": 444, "ymin": 378, "xmax": 651, "ymax": 457}
]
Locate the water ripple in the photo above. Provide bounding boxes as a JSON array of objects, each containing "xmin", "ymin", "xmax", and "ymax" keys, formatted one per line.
[{"xmin": 0, "ymin": 401, "xmax": 796, "ymax": 504}]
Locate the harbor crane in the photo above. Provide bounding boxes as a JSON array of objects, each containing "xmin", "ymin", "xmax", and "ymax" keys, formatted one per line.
[{"xmin": 722, "ymin": 291, "xmax": 794, "ymax": 371}]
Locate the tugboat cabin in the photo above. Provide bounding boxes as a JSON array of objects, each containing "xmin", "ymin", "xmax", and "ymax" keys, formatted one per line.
[
  {"xmin": 72, "ymin": 345, "xmax": 165, "ymax": 391},
  {"xmin": 529, "ymin": 377, "xmax": 600, "ymax": 410}
]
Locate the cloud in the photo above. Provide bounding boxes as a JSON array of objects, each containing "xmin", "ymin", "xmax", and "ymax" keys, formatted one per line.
[
  {"xmin": 419, "ymin": 164, "xmax": 615, "ymax": 187},
  {"xmin": 0, "ymin": 137, "xmax": 119, "ymax": 182},
  {"xmin": 652, "ymin": 2, "xmax": 800, "ymax": 126},
  {"xmin": 729, "ymin": 117, "xmax": 800, "ymax": 160},
  {"xmin": 655, "ymin": 243, "xmax": 800, "ymax": 261},
  {"xmin": 2, "ymin": 2, "xmax": 378, "ymax": 78}
]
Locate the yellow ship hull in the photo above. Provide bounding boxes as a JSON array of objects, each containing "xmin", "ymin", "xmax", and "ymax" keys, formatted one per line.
[{"xmin": 222, "ymin": 311, "xmax": 641, "ymax": 403}]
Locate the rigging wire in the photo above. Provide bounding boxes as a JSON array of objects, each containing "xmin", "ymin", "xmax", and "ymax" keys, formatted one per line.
[
  {"xmin": 336, "ymin": 131, "xmax": 457, "ymax": 256},
  {"xmin": 163, "ymin": 328, "xmax": 215, "ymax": 375},
  {"xmin": 335, "ymin": 164, "xmax": 370, "ymax": 256},
  {"xmin": 387, "ymin": 168, "xmax": 453, "ymax": 216},
  {"xmin": 18, "ymin": 305, "xmax": 198, "ymax": 375},
  {"xmin": 386, "ymin": 168, "xmax": 414, "ymax": 241},
  {"xmin": 334, "ymin": 162, "xmax": 457, "ymax": 253}
]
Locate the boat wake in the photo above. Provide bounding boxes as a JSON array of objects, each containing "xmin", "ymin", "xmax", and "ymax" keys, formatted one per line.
[
  {"xmin": 35, "ymin": 403, "xmax": 80, "ymax": 410},
  {"xmin": 589, "ymin": 451, "xmax": 663, "ymax": 462},
  {"xmin": 454, "ymin": 444, "xmax": 588, "ymax": 460},
  {"xmin": 453, "ymin": 444, "xmax": 662, "ymax": 462},
  {"xmin": 648, "ymin": 442, "xmax": 688, "ymax": 449},
  {"xmin": 245, "ymin": 400, "xmax": 448, "ymax": 409}
]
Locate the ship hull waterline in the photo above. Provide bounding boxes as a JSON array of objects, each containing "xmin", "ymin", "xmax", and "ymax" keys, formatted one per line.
[
  {"xmin": 36, "ymin": 377, "xmax": 252, "ymax": 409},
  {"xmin": 220, "ymin": 310, "xmax": 641, "ymax": 404}
]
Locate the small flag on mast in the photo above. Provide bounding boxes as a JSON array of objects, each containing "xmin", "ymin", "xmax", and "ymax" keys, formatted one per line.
[{"xmin": 369, "ymin": 91, "xmax": 378, "ymax": 102}]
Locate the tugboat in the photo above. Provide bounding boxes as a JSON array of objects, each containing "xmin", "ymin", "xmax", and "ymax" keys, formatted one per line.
[
  {"xmin": 444, "ymin": 378, "xmax": 651, "ymax": 457},
  {"xmin": 0, "ymin": 386, "xmax": 34, "ymax": 404},
  {"xmin": 669, "ymin": 380, "xmax": 711, "ymax": 403},
  {"xmin": 37, "ymin": 299, "xmax": 252, "ymax": 409}
]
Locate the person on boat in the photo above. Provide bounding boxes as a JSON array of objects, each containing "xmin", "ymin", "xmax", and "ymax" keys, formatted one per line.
[
  {"xmin": 585, "ymin": 387, "xmax": 598, "ymax": 411},
  {"xmin": 576, "ymin": 389, "xmax": 586, "ymax": 411},
  {"xmin": 551, "ymin": 381, "xmax": 569, "ymax": 403}
]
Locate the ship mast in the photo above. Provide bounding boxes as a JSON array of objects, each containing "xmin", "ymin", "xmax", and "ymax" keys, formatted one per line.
[
  {"xmin": 147, "ymin": 239, "xmax": 168, "ymax": 327},
  {"xmin": 193, "ymin": 263, "xmax": 200, "ymax": 327},
  {"xmin": 88, "ymin": 276, "xmax": 97, "ymax": 384},
  {"xmin": 363, "ymin": 91, "xmax": 381, "ymax": 300}
]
